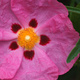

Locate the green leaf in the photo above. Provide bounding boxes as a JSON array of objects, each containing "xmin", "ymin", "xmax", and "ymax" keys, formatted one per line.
[
  {"xmin": 66, "ymin": 6, "xmax": 80, "ymax": 14},
  {"xmin": 70, "ymin": 3, "xmax": 80, "ymax": 33},
  {"xmin": 67, "ymin": 39, "xmax": 80, "ymax": 63}
]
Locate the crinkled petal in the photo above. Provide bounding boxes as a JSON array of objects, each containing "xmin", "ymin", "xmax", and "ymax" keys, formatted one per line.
[
  {"xmin": 11, "ymin": 0, "xmax": 68, "ymax": 29},
  {"xmin": 11, "ymin": 46, "xmax": 58, "ymax": 80},
  {"xmin": 0, "ymin": 41, "xmax": 23, "ymax": 79},
  {"xmin": 0, "ymin": 0, "xmax": 22, "ymax": 40},
  {"xmin": 37, "ymin": 14, "xmax": 79, "ymax": 75}
]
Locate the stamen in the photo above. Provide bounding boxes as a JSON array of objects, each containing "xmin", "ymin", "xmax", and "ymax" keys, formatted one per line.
[{"xmin": 17, "ymin": 27, "xmax": 40, "ymax": 50}]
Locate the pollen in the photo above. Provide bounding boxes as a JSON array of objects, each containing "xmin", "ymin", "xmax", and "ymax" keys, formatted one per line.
[{"xmin": 17, "ymin": 27, "xmax": 40, "ymax": 50}]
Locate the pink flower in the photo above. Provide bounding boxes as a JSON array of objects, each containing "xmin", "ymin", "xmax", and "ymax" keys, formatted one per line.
[{"xmin": 0, "ymin": 0, "xmax": 79, "ymax": 80}]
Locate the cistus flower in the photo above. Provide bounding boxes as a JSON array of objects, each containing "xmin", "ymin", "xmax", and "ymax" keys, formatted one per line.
[{"xmin": 0, "ymin": 0, "xmax": 79, "ymax": 80}]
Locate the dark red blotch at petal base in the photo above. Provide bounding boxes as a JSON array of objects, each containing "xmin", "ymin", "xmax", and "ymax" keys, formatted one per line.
[
  {"xmin": 40, "ymin": 35, "xmax": 50, "ymax": 45},
  {"xmin": 29, "ymin": 18, "xmax": 38, "ymax": 28},
  {"xmin": 9, "ymin": 41, "xmax": 19, "ymax": 50},
  {"xmin": 11, "ymin": 23, "xmax": 22, "ymax": 33},
  {"xmin": 24, "ymin": 50, "xmax": 34, "ymax": 60}
]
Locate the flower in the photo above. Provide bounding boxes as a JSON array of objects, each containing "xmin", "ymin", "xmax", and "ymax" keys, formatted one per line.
[{"xmin": 0, "ymin": 0, "xmax": 79, "ymax": 80}]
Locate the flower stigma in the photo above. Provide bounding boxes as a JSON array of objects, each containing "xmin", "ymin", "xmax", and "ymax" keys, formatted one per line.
[
  {"xmin": 17, "ymin": 27, "xmax": 40, "ymax": 50},
  {"xmin": 25, "ymin": 35, "xmax": 30, "ymax": 40}
]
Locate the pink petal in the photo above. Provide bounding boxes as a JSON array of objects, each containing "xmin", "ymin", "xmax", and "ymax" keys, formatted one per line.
[
  {"xmin": 11, "ymin": 46, "xmax": 58, "ymax": 80},
  {"xmin": 37, "ymin": 14, "xmax": 79, "ymax": 75},
  {"xmin": 0, "ymin": 0, "xmax": 22, "ymax": 40},
  {"xmin": 0, "ymin": 28, "xmax": 17, "ymax": 40},
  {"xmin": 11, "ymin": 0, "xmax": 68, "ymax": 29},
  {"xmin": 0, "ymin": 41, "xmax": 23, "ymax": 79}
]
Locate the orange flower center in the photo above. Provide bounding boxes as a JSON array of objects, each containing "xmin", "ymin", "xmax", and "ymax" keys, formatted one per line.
[{"xmin": 17, "ymin": 27, "xmax": 40, "ymax": 50}]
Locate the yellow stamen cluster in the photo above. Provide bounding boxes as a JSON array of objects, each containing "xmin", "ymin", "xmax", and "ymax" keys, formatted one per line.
[{"xmin": 17, "ymin": 27, "xmax": 40, "ymax": 50}]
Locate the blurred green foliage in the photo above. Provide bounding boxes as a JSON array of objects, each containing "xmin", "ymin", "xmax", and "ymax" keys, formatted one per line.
[
  {"xmin": 70, "ymin": 3, "xmax": 80, "ymax": 33},
  {"xmin": 57, "ymin": 0, "xmax": 80, "ymax": 80},
  {"xmin": 76, "ymin": 0, "xmax": 80, "ymax": 3}
]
